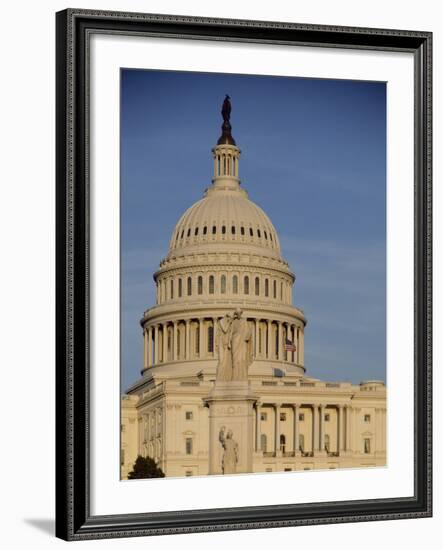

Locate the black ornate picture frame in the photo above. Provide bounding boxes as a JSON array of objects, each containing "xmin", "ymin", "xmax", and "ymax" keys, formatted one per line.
[{"xmin": 55, "ymin": 8, "xmax": 432, "ymax": 541}]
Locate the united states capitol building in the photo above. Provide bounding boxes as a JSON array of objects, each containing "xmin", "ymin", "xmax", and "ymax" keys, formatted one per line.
[{"xmin": 121, "ymin": 97, "xmax": 386, "ymax": 479}]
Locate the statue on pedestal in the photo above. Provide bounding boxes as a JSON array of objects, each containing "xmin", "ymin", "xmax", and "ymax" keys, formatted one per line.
[
  {"xmin": 219, "ymin": 426, "xmax": 238, "ymax": 474},
  {"xmin": 216, "ymin": 309, "xmax": 252, "ymax": 382}
]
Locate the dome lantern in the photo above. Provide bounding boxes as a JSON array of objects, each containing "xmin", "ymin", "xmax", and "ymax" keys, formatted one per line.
[{"xmin": 212, "ymin": 95, "xmax": 241, "ymax": 190}]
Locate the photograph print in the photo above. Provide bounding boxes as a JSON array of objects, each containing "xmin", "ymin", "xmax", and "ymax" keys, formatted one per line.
[{"xmin": 120, "ymin": 69, "xmax": 387, "ymax": 480}]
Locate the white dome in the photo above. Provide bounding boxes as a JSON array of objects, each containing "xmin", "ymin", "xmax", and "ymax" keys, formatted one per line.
[{"xmin": 167, "ymin": 184, "xmax": 282, "ymax": 262}]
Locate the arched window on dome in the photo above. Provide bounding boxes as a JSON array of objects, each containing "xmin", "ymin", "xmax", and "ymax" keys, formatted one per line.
[
  {"xmin": 187, "ymin": 228, "xmax": 191, "ymax": 237},
  {"xmin": 273, "ymin": 280, "xmax": 277, "ymax": 299},
  {"xmin": 264, "ymin": 231, "xmax": 268, "ymax": 240},
  {"xmin": 222, "ymin": 225, "xmax": 226, "ymax": 235},
  {"xmin": 269, "ymin": 232, "xmax": 273, "ymax": 242},
  {"xmin": 212, "ymin": 225, "xmax": 216, "ymax": 235},
  {"xmin": 187, "ymin": 277, "xmax": 192, "ymax": 296},
  {"xmin": 221, "ymin": 275, "xmax": 226, "ymax": 294},
  {"xmin": 208, "ymin": 325, "xmax": 214, "ymax": 353},
  {"xmin": 198, "ymin": 276, "xmax": 203, "ymax": 295},
  {"xmin": 240, "ymin": 226, "xmax": 245, "ymax": 236},
  {"xmin": 257, "ymin": 229, "xmax": 261, "ymax": 238},
  {"xmin": 194, "ymin": 227, "xmax": 199, "ymax": 236},
  {"xmin": 181, "ymin": 230, "xmax": 184, "ymax": 239},
  {"xmin": 255, "ymin": 277, "xmax": 260, "ymax": 296},
  {"xmin": 232, "ymin": 275, "xmax": 238, "ymax": 294},
  {"xmin": 170, "ymin": 279, "xmax": 174, "ymax": 300},
  {"xmin": 203, "ymin": 226, "xmax": 207, "ymax": 235},
  {"xmin": 249, "ymin": 227, "xmax": 253, "ymax": 237},
  {"xmin": 280, "ymin": 281, "xmax": 283, "ymax": 301},
  {"xmin": 244, "ymin": 276, "xmax": 249, "ymax": 295},
  {"xmin": 231, "ymin": 225, "xmax": 236, "ymax": 235},
  {"xmin": 265, "ymin": 278, "xmax": 269, "ymax": 297},
  {"xmin": 209, "ymin": 275, "xmax": 215, "ymax": 294},
  {"xmin": 178, "ymin": 278, "xmax": 182, "ymax": 298}
]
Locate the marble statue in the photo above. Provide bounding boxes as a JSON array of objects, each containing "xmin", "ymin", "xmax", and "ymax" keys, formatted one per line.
[
  {"xmin": 219, "ymin": 426, "xmax": 238, "ymax": 474},
  {"xmin": 216, "ymin": 309, "xmax": 252, "ymax": 382},
  {"xmin": 231, "ymin": 308, "xmax": 253, "ymax": 381},
  {"xmin": 216, "ymin": 313, "xmax": 233, "ymax": 382}
]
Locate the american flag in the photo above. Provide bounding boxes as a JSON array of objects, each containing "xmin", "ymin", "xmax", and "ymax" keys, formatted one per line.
[{"xmin": 284, "ymin": 338, "xmax": 297, "ymax": 352}]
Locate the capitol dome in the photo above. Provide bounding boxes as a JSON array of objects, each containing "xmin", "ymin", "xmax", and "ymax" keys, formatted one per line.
[
  {"xmin": 140, "ymin": 96, "xmax": 306, "ymax": 383},
  {"xmin": 167, "ymin": 181, "xmax": 282, "ymax": 262}
]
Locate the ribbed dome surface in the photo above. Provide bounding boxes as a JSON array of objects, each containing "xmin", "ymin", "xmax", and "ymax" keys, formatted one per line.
[{"xmin": 167, "ymin": 185, "xmax": 282, "ymax": 261}]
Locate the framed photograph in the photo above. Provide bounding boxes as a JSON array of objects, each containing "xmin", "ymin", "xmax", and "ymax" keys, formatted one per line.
[{"xmin": 55, "ymin": 9, "xmax": 432, "ymax": 541}]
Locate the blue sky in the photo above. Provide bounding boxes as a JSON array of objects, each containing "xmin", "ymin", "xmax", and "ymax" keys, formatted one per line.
[{"xmin": 121, "ymin": 69, "xmax": 386, "ymax": 391}]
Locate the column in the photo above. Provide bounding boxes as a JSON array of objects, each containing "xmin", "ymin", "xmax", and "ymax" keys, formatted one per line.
[
  {"xmin": 277, "ymin": 322, "xmax": 282, "ymax": 361},
  {"xmin": 185, "ymin": 320, "xmax": 190, "ymax": 360},
  {"xmin": 255, "ymin": 403, "xmax": 262, "ymax": 452},
  {"xmin": 293, "ymin": 403, "xmax": 299, "ymax": 454},
  {"xmin": 154, "ymin": 325, "xmax": 159, "ymax": 365},
  {"xmin": 147, "ymin": 327, "xmax": 152, "ymax": 367},
  {"xmin": 296, "ymin": 328, "xmax": 300, "ymax": 364},
  {"xmin": 299, "ymin": 329, "xmax": 305, "ymax": 366},
  {"xmin": 143, "ymin": 327, "xmax": 148, "ymax": 369},
  {"xmin": 255, "ymin": 319, "xmax": 260, "ymax": 358},
  {"xmin": 338, "ymin": 405, "xmax": 345, "ymax": 452},
  {"xmin": 313, "ymin": 405, "xmax": 319, "ymax": 452},
  {"xmin": 274, "ymin": 404, "xmax": 281, "ymax": 454},
  {"xmin": 345, "ymin": 405, "xmax": 352, "ymax": 451},
  {"xmin": 162, "ymin": 323, "xmax": 168, "ymax": 363},
  {"xmin": 212, "ymin": 317, "xmax": 217, "ymax": 357},
  {"xmin": 319, "ymin": 405, "xmax": 325, "ymax": 451},
  {"xmin": 173, "ymin": 321, "xmax": 178, "ymax": 361},
  {"xmin": 266, "ymin": 320, "xmax": 271, "ymax": 359},
  {"xmin": 199, "ymin": 318, "xmax": 204, "ymax": 358}
]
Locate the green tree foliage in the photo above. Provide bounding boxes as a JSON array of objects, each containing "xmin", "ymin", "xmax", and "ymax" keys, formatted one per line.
[{"xmin": 127, "ymin": 455, "xmax": 165, "ymax": 479}]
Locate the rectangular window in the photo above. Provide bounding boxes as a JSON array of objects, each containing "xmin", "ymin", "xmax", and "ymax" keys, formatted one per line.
[
  {"xmin": 299, "ymin": 413, "xmax": 305, "ymax": 421},
  {"xmin": 185, "ymin": 471, "xmax": 193, "ymax": 477},
  {"xmin": 364, "ymin": 438, "xmax": 371, "ymax": 454},
  {"xmin": 120, "ymin": 449, "xmax": 125, "ymax": 466},
  {"xmin": 185, "ymin": 438, "xmax": 193, "ymax": 455},
  {"xmin": 284, "ymin": 468, "xmax": 292, "ymax": 472},
  {"xmin": 185, "ymin": 411, "xmax": 193, "ymax": 420},
  {"xmin": 280, "ymin": 412, "xmax": 287, "ymax": 421},
  {"xmin": 364, "ymin": 414, "xmax": 371, "ymax": 422},
  {"xmin": 325, "ymin": 413, "xmax": 330, "ymax": 421},
  {"xmin": 260, "ymin": 412, "xmax": 267, "ymax": 421}
]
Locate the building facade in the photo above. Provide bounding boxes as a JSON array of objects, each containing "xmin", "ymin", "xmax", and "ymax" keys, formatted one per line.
[{"xmin": 121, "ymin": 101, "xmax": 386, "ymax": 479}]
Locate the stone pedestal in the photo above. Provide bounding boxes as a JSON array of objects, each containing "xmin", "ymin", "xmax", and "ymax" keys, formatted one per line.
[{"xmin": 204, "ymin": 381, "xmax": 258, "ymax": 475}]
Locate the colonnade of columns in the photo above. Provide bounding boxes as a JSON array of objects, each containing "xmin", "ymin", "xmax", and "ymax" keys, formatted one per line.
[
  {"xmin": 254, "ymin": 403, "xmax": 353, "ymax": 456},
  {"xmin": 143, "ymin": 317, "xmax": 304, "ymax": 369}
]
